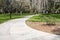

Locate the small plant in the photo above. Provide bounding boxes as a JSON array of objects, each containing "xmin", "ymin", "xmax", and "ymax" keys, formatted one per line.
[
  {"xmin": 45, "ymin": 15, "xmax": 56, "ymax": 25},
  {"xmin": 46, "ymin": 19, "xmax": 56, "ymax": 25}
]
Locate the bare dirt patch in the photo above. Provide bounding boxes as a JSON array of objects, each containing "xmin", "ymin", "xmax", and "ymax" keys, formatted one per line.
[{"xmin": 26, "ymin": 21, "xmax": 60, "ymax": 35}]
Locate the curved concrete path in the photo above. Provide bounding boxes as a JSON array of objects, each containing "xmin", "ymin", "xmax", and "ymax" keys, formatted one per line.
[{"xmin": 0, "ymin": 15, "xmax": 60, "ymax": 40}]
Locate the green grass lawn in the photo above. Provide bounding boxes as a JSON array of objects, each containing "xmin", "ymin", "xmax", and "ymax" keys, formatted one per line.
[
  {"xmin": 0, "ymin": 13, "xmax": 31, "ymax": 23},
  {"xmin": 28, "ymin": 14, "xmax": 60, "ymax": 22}
]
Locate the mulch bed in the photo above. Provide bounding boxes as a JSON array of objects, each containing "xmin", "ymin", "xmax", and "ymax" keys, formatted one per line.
[{"xmin": 26, "ymin": 21, "xmax": 60, "ymax": 35}]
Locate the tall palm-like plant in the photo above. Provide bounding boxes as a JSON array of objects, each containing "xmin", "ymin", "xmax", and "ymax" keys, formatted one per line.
[
  {"xmin": 30, "ymin": 0, "xmax": 33, "ymax": 14},
  {"xmin": 0, "ymin": 0, "xmax": 5, "ymax": 13},
  {"xmin": 47, "ymin": 0, "xmax": 54, "ymax": 13}
]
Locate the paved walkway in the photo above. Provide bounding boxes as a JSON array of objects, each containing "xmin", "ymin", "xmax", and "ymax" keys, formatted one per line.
[{"xmin": 0, "ymin": 15, "xmax": 60, "ymax": 40}]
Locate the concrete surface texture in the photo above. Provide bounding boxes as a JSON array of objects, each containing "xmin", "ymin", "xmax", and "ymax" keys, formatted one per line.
[{"xmin": 0, "ymin": 15, "xmax": 60, "ymax": 40}]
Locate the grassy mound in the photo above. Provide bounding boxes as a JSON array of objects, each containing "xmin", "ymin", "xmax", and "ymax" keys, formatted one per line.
[{"xmin": 28, "ymin": 14, "xmax": 60, "ymax": 22}]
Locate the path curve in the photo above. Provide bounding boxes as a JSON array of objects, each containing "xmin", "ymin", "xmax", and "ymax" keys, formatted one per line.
[{"xmin": 0, "ymin": 15, "xmax": 60, "ymax": 40}]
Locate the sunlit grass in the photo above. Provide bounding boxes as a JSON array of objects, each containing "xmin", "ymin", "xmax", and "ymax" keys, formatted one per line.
[
  {"xmin": 0, "ymin": 13, "xmax": 31, "ymax": 23},
  {"xmin": 28, "ymin": 14, "xmax": 60, "ymax": 22}
]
